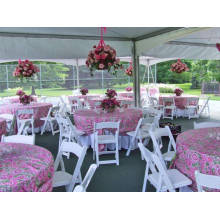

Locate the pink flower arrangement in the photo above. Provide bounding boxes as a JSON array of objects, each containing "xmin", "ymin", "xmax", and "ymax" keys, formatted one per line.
[
  {"xmin": 19, "ymin": 94, "xmax": 33, "ymax": 105},
  {"xmin": 86, "ymin": 43, "xmax": 123, "ymax": 76},
  {"xmin": 80, "ymin": 88, "xmax": 88, "ymax": 95},
  {"xmin": 125, "ymin": 64, "xmax": 133, "ymax": 76},
  {"xmin": 216, "ymin": 43, "xmax": 220, "ymax": 51},
  {"xmin": 174, "ymin": 88, "xmax": 183, "ymax": 96},
  {"xmin": 170, "ymin": 59, "xmax": 189, "ymax": 74},
  {"xmin": 13, "ymin": 59, "xmax": 39, "ymax": 79},
  {"xmin": 126, "ymin": 87, "xmax": 133, "ymax": 92},
  {"xmin": 106, "ymin": 89, "xmax": 117, "ymax": 99},
  {"xmin": 16, "ymin": 89, "xmax": 25, "ymax": 97},
  {"xmin": 100, "ymin": 98, "xmax": 120, "ymax": 112}
]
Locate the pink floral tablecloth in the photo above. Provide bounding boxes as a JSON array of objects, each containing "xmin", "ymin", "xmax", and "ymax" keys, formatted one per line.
[
  {"xmin": 0, "ymin": 142, "xmax": 54, "ymax": 192},
  {"xmin": 159, "ymin": 95, "xmax": 199, "ymax": 109},
  {"xmin": 117, "ymin": 92, "xmax": 134, "ymax": 98},
  {"xmin": 0, "ymin": 103, "xmax": 52, "ymax": 129},
  {"xmin": 174, "ymin": 127, "xmax": 220, "ymax": 191},
  {"xmin": 74, "ymin": 108, "xmax": 142, "ymax": 135},
  {"xmin": 0, "ymin": 118, "xmax": 6, "ymax": 139}
]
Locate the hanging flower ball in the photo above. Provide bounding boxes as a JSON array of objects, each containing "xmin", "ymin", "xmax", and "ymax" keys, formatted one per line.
[
  {"xmin": 86, "ymin": 43, "xmax": 123, "ymax": 76},
  {"xmin": 13, "ymin": 59, "xmax": 39, "ymax": 79},
  {"xmin": 125, "ymin": 63, "xmax": 133, "ymax": 76},
  {"xmin": 170, "ymin": 59, "xmax": 189, "ymax": 74}
]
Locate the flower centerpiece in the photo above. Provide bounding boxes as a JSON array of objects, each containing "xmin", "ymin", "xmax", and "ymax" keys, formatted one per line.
[
  {"xmin": 170, "ymin": 59, "xmax": 189, "ymax": 74},
  {"xmin": 80, "ymin": 88, "xmax": 88, "ymax": 95},
  {"xmin": 19, "ymin": 94, "xmax": 33, "ymax": 105},
  {"xmin": 126, "ymin": 86, "xmax": 133, "ymax": 92},
  {"xmin": 86, "ymin": 28, "xmax": 123, "ymax": 76},
  {"xmin": 16, "ymin": 89, "xmax": 25, "ymax": 97},
  {"xmin": 100, "ymin": 98, "xmax": 120, "ymax": 113},
  {"xmin": 125, "ymin": 62, "xmax": 133, "ymax": 76},
  {"xmin": 105, "ymin": 89, "xmax": 117, "ymax": 99},
  {"xmin": 13, "ymin": 59, "xmax": 39, "ymax": 79},
  {"xmin": 174, "ymin": 88, "xmax": 183, "ymax": 96}
]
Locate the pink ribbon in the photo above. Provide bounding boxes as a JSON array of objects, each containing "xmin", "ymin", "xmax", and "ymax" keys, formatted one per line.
[{"xmin": 98, "ymin": 27, "xmax": 107, "ymax": 47}]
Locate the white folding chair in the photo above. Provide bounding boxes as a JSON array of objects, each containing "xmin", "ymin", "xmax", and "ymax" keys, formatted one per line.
[
  {"xmin": 138, "ymin": 143, "xmax": 192, "ymax": 192},
  {"xmin": 94, "ymin": 121, "xmax": 120, "ymax": 166},
  {"xmin": 149, "ymin": 97, "xmax": 163, "ymax": 110},
  {"xmin": 69, "ymin": 97, "xmax": 83, "ymax": 113},
  {"xmin": 126, "ymin": 115, "xmax": 160, "ymax": 157},
  {"xmin": 1, "ymin": 134, "xmax": 35, "ymax": 145},
  {"xmin": 198, "ymin": 96, "xmax": 210, "ymax": 118},
  {"xmin": 162, "ymin": 97, "xmax": 175, "ymax": 120},
  {"xmin": 16, "ymin": 109, "xmax": 34, "ymax": 135},
  {"xmin": 149, "ymin": 126, "xmax": 176, "ymax": 165},
  {"xmin": 0, "ymin": 113, "xmax": 16, "ymax": 135},
  {"xmin": 38, "ymin": 96, "xmax": 47, "ymax": 103},
  {"xmin": 120, "ymin": 100, "xmax": 134, "ymax": 109},
  {"xmin": 40, "ymin": 106, "xmax": 60, "ymax": 135},
  {"xmin": 195, "ymin": 170, "xmax": 220, "ymax": 192},
  {"xmin": 194, "ymin": 121, "xmax": 220, "ymax": 129},
  {"xmin": 53, "ymin": 141, "xmax": 88, "ymax": 192},
  {"xmin": 185, "ymin": 97, "xmax": 199, "ymax": 119},
  {"xmin": 74, "ymin": 164, "xmax": 98, "ymax": 192}
]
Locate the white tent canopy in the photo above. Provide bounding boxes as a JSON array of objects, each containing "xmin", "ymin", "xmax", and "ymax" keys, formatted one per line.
[{"xmin": 0, "ymin": 26, "xmax": 219, "ymax": 106}]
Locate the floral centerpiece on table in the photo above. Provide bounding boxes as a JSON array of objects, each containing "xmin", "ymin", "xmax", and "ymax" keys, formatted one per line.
[
  {"xmin": 16, "ymin": 89, "xmax": 25, "ymax": 97},
  {"xmin": 13, "ymin": 59, "xmax": 39, "ymax": 79},
  {"xmin": 19, "ymin": 94, "xmax": 33, "ymax": 105},
  {"xmin": 105, "ymin": 89, "xmax": 117, "ymax": 99},
  {"xmin": 170, "ymin": 59, "xmax": 189, "ymax": 74},
  {"xmin": 174, "ymin": 88, "xmax": 184, "ymax": 96},
  {"xmin": 126, "ymin": 86, "xmax": 133, "ymax": 92},
  {"xmin": 100, "ymin": 98, "xmax": 120, "ymax": 113},
  {"xmin": 80, "ymin": 88, "xmax": 88, "ymax": 95}
]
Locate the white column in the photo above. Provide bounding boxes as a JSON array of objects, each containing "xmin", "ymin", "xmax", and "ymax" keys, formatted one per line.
[{"xmin": 76, "ymin": 59, "xmax": 80, "ymax": 89}]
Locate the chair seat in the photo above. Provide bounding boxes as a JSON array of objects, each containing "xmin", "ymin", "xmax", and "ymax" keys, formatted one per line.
[
  {"xmin": 0, "ymin": 114, "xmax": 14, "ymax": 121},
  {"xmin": 163, "ymin": 151, "xmax": 176, "ymax": 161},
  {"xmin": 127, "ymin": 130, "xmax": 150, "ymax": 139},
  {"xmin": 186, "ymin": 105, "xmax": 198, "ymax": 109},
  {"xmin": 98, "ymin": 135, "xmax": 115, "ymax": 144},
  {"xmin": 149, "ymin": 169, "xmax": 192, "ymax": 191},
  {"xmin": 41, "ymin": 116, "xmax": 56, "ymax": 121},
  {"xmin": 53, "ymin": 171, "xmax": 72, "ymax": 187},
  {"xmin": 164, "ymin": 106, "xmax": 175, "ymax": 109}
]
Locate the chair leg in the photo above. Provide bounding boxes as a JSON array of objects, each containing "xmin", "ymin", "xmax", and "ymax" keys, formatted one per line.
[
  {"xmin": 115, "ymin": 142, "xmax": 119, "ymax": 166},
  {"xmin": 41, "ymin": 120, "xmax": 47, "ymax": 135},
  {"xmin": 50, "ymin": 121, "xmax": 54, "ymax": 135},
  {"xmin": 95, "ymin": 144, "xmax": 99, "ymax": 167},
  {"xmin": 142, "ymin": 167, "xmax": 149, "ymax": 192},
  {"xmin": 126, "ymin": 137, "xmax": 134, "ymax": 156}
]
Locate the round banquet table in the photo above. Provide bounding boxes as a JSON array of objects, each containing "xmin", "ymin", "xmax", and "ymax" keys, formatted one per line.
[
  {"xmin": 73, "ymin": 108, "xmax": 143, "ymax": 150},
  {"xmin": 0, "ymin": 118, "xmax": 6, "ymax": 139},
  {"xmin": 0, "ymin": 102, "xmax": 52, "ymax": 131},
  {"xmin": 0, "ymin": 142, "xmax": 54, "ymax": 192},
  {"xmin": 159, "ymin": 95, "xmax": 199, "ymax": 109},
  {"xmin": 174, "ymin": 127, "xmax": 220, "ymax": 191}
]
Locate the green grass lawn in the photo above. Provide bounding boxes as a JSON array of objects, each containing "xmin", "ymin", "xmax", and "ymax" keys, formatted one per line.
[{"xmin": 1, "ymin": 83, "xmax": 220, "ymax": 101}]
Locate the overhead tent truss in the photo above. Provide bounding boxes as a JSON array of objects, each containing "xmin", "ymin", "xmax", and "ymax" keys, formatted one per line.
[{"xmin": 0, "ymin": 27, "xmax": 210, "ymax": 106}]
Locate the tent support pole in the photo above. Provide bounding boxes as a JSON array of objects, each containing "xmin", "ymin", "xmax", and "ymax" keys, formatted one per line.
[
  {"xmin": 132, "ymin": 41, "xmax": 140, "ymax": 107},
  {"xmin": 76, "ymin": 59, "xmax": 80, "ymax": 89}
]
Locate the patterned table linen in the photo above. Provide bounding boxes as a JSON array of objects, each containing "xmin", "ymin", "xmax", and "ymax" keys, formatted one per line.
[
  {"xmin": 0, "ymin": 142, "xmax": 54, "ymax": 192},
  {"xmin": 174, "ymin": 127, "xmax": 220, "ymax": 191}
]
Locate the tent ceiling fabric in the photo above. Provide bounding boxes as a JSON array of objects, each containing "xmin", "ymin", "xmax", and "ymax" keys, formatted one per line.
[
  {"xmin": 143, "ymin": 27, "xmax": 220, "ymax": 60},
  {"xmin": 0, "ymin": 27, "xmax": 220, "ymax": 60}
]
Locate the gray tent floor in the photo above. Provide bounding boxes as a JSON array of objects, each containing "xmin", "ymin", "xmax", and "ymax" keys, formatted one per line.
[{"xmin": 35, "ymin": 114, "xmax": 220, "ymax": 192}]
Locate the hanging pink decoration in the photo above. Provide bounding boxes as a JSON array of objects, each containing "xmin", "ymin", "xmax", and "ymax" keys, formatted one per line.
[
  {"xmin": 13, "ymin": 59, "xmax": 39, "ymax": 79},
  {"xmin": 86, "ymin": 27, "xmax": 123, "ymax": 76},
  {"xmin": 216, "ymin": 43, "xmax": 220, "ymax": 51},
  {"xmin": 125, "ymin": 61, "xmax": 133, "ymax": 76},
  {"xmin": 170, "ymin": 59, "xmax": 189, "ymax": 74}
]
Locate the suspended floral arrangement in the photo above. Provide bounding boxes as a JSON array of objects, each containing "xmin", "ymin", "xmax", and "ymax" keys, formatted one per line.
[
  {"xmin": 86, "ymin": 27, "xmax": 123, "ymax": 76},
  {"xmin": 125, "ymin": 62, "xmax": 133, "ymax": 76},
  {"xmin": 13, "ymin": 59, "xmax": 39, "ymax": 79},
  {"xmin": 216, "ymin": 43, "xmax": 220, "ymax": 51},
  {"xmin": 80, "ymin": 88, "xmax": 88, "ymax": 95},
  {"xmin": 170, "ymin": 59, "xmax": 189, "ymax": 74}
]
